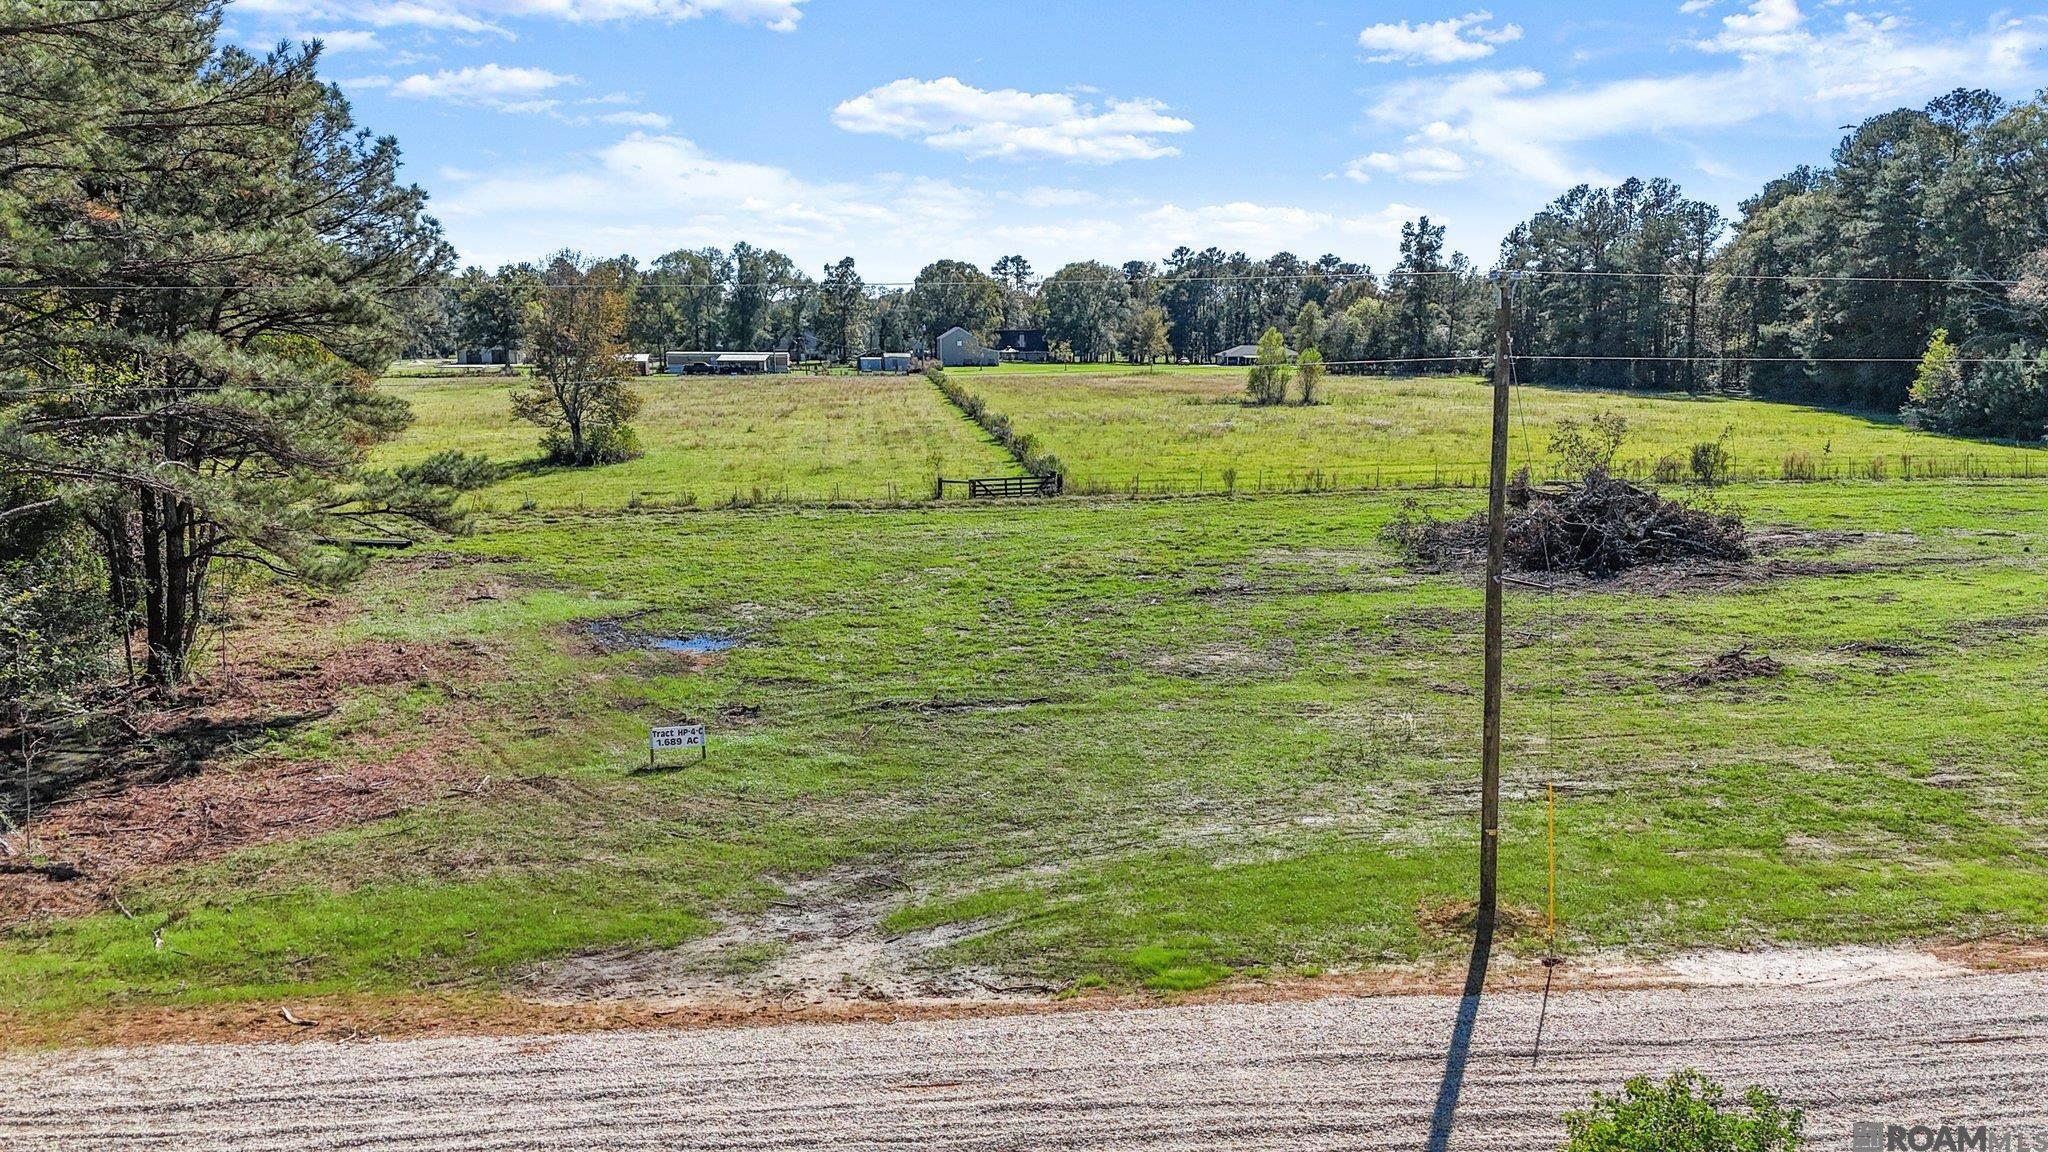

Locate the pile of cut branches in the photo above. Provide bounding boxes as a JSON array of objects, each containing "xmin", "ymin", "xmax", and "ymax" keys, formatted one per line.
[{"xmin": 1388, "ymin": 468, "xmax": 1749, "ymax": 578}]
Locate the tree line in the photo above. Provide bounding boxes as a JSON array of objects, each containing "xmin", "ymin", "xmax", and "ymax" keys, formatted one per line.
[
  {"xmin": 1501, "ymin": 88, "xmax": 2048, "ymax": 439},
  {"xmin": 434, "ymin": 91, "xmax": 2048, "ymax": 443},
  {"xmin": 421, "ymin": 221, "xmax": 1495, "ymax": 375}
]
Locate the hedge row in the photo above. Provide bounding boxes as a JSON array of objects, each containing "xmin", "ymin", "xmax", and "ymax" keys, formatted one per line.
[{"xmin": 927, "ymin": 367, "xmax": 1064, "ymax": 479}]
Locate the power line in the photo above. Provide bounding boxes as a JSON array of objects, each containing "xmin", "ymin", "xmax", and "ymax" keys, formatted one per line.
[
  {"xmin": 1316, "ymin": 353, "xmax": 2041, "ymax": 367},
  {"xmin": 9, "ymin": 350, "xmax": 2048, "ymax": 399},
  {"xmin": 0, "ymin": 267, "xmax": 2027, "ymax": 293}
]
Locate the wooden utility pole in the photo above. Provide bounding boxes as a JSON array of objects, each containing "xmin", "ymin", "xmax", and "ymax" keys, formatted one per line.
[{"xmin": 1479, "ymin": 275, "xmax": 1513, "ymax": 922}]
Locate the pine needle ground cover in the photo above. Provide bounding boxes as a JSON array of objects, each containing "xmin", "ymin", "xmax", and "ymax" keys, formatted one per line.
[
  {"xmin": 3, "ymin": 481, "xmax": 2045, "ymax": 1028},
  {"xmin": 957, "ymin": 366, "xmax": 2048, "ymax": 491},
  {"xmin": 373, "ymin": 372, "xmax": 1021, "ymax": 510}
]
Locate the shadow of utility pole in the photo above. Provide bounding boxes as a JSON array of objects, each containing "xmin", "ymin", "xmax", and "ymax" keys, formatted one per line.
[{"xmin": 1424, "ymin": 909, "xmax": 1495, "ymax": 1152}]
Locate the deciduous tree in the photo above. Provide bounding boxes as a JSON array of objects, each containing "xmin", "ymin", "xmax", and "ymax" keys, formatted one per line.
[
  {"xmin": 1245, "ymin": 327, "xmax": 1293, "ymax": 405},
  {"xmin": 512, "ymin": 253, "xmax": 643, "ymax": 465}
]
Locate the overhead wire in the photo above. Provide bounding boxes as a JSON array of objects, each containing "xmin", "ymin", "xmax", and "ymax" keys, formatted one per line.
[{"xmin": 0, "ymin": 267, "xmax": 2025, "ymax": 292}]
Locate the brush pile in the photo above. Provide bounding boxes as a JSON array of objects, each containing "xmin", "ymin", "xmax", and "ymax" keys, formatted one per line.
[{"xmin": 1388, "ymin": 468, "xmax": 1750, "ymax": 578}]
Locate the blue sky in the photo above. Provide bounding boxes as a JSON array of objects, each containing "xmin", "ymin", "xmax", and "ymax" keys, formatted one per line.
[{"xmin": 227, "ymin": 0, "xmax": 2048, "ymax": 281}]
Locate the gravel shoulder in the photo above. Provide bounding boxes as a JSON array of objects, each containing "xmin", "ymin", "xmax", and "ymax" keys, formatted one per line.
[{"xmin": 6, "ymin": 968, "xmax": 2048, "ymax": 1150}]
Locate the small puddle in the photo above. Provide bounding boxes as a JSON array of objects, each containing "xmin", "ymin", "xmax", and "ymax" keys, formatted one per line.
[
  {"xmin": 586, "ymin": 620, "xmax": 741, "ymax": 656},
  {"xmin": 649, "ymin": 635, "xmax": 737, "ymax": 655}
]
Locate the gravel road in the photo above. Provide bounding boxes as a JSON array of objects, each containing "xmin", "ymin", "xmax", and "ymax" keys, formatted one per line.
[{"xmin": 5, "ymin": 971, "xmax": 2047, "ymax": 1151}]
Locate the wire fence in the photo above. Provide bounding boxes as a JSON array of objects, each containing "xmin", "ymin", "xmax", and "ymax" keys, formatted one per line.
[{"xmin": 1058, "ymin": 451, "xmax": 2048, "ymax": 498}]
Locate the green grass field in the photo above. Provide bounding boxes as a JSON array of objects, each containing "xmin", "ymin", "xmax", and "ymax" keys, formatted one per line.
[
  {"xmin": 955, "ymin": 365, "xmax": 2048, "ymax": 491},
  {"xmin": 373, "ymin": 372, "xmax": 1021, "ymax": 509},
  {"xmin": 5, "ymin": 477, "xmax": 2046, "ymax": 1022}
]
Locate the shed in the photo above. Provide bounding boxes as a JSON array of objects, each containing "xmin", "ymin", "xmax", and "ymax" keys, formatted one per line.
[
  {"xmin": 1215, "ymin": 343, "xmax": 1293, "ymax": 367},
  {"xmin": 456, "ymin": 346, "xmax": 525, "ymax": 366},
  {"xmin": 666, "ymin": 350, "xmax": 791, "ymax": 375},
  {"xmin": 713, "ymin": 352, "xmax": 791, "ymax": 375},
  {"xmin": 858, "ymin": 352, "xmax": 915, "ymax": 373}
]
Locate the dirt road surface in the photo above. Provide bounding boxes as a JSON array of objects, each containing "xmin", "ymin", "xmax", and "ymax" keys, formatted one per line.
[{"xmin": 5, "ymin": 970, "xmax": 2046, "ymax": 1150}]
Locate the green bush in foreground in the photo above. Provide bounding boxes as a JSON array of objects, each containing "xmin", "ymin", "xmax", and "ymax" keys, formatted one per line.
[{"xmin": 1562, "ymin": 1070, "xmax": 1803, "ymax": 1152}]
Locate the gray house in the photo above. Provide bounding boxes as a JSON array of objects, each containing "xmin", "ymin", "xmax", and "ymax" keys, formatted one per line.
[{"xmin": 937, "ymin": 326, "xmax": 1000, "ymax": 368}]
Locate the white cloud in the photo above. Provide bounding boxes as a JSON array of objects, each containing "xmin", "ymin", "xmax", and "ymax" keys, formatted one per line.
[
  {"xmin": 1365, "ymin": 3, "xmax": 2048, "ymax": 189},
  {"xmin": 303, "ymin": 28, "xmax": 382, "ymax": 51},
  {"xmin": 1359, "ymin": 11, "xmax": 1523, "ymax": 64},
  {"xmin": 235, "ymin": 0, "xmax": 810, "ymax": 36},
  {"xmin": 597, "ymin": 110, "xmax": 672, "ymax": 128},
  {"xmin": 831, "ymin": 77, "xmax": 1193, "ymax": 163},
  {"xmin": 391, "ymin": 63, "xmax": 578, "ymax": 109},
  {"xmin": 429, "ymin": 133, "xmax": 1426, "ymax": 275},
  {"xmin": 1000, "ymin": 187, "xmax": 1106, "ymax": 209},
  {"xmin": 1698, "ymin": 0, "xmax": 1805, "ymax": 53},
  {"xmin": 1136, "ymin": 202, "xmax": 1334, "ymax": 249},
  {"xmin": 1346, "ymin": 146, "xmax": 1472, "ymax": 184},
  {"xmin": 1339, "ymin": 205, "xmax": 1428, "ymax": 241}
]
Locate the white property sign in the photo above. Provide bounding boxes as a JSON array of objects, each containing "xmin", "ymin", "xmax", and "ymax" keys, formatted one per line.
[
  {"xmin": 650, "ymin": 724, "xmax": 706, "ymax": 750},
  {"xmin": 648, "ymin": 724, "xmax": 707, "ymax": 765}
]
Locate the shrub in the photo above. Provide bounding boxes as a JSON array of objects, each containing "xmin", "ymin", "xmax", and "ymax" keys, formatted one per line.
[
  {"xmin": 1687, "ymin": 426, "xmax": 1734, "ymax": 485},
  {"xmin": 539, "ymin": 421, "xmax": 641, "ymax": 465},
  {"xmin": 1780, "ymin": 451, "xmax": 1818, "ymax": 481},
  {"xmin": 1903, "ymin": 333, "xmax": 2048, "ymax": 440},
  {"xmin": 1296, "ymin": 346, "xmax": 1325, "ymax": 406},
  {"xmin": 1562, "ymin": 1069, "xmax": 1802, "ymax": 1152},
  {"xmin": 1549, "ymin": 412, "xmax": 1629, "ymax": 478},
  {"xmin": 1245, "ymin": 327, "xmax": 1293, "ymax": 406}
]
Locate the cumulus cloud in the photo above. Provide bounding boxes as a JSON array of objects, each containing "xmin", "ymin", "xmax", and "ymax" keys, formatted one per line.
[
  {"xmin": 1358, "ymin": 11, "xmax": 1522, "ymax": 64},
  {"xmin": 1339, "ymin": 205, "xmax": 1428, "ymax": 241},
  {"xmin": 1345, "ymin": 145, "xmax": 1472, "ymax": 184},
  {"xmin": 391, "ymin": 63, "xmax": 578, "ymax": 109},
  {"xmin": 1364, "ymin": 1, "xmax": 2048, "ymax": 188},
  {"xmin": 831, "ymin": 77, "xmax": 1193, "ymax": 163},
  {"xmin": 596, "ymin": 110, "xmax": 672, "ymax": 128},
  {"xmin": 301, "ymin": 28, "xmax": 383, "ymax": 51},
  {"xmin": 428, "ymin": 134, "xmax": 1424, "ymax": 275}
]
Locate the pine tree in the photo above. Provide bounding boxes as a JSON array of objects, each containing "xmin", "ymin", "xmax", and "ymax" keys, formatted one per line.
[{"xmin": 0, "ymin": 2, "xmax": 488, "ymax": 687}]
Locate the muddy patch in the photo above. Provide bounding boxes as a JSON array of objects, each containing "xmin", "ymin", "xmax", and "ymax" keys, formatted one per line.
[
  {"xmin": 525, "ymin": 866, "xmax": 1040, "ymax": 1007},
  {"xmin": 1944, "ymin": 613, "xmax": 2048, "ymax": 649},
  {"xmin": 1148, "ymin": 641, "xmax": 1291, "ymax": 678},
  {"xmin": 1663, "ymin": 647, "xmax": 1785, "ymax": 689},
  {"xmin": 583, "ymin": 619, "xmax": 742, "ymax": 660}
]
